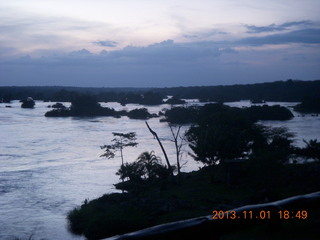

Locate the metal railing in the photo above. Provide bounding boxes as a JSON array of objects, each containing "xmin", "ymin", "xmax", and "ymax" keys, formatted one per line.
[{"xmin": 104, "ymin": 191, "xmax": 320, "ymax": 240}]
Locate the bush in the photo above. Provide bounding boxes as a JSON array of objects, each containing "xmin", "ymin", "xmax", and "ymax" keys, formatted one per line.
[
  {"xmin": 21, "ymin": 97, "xmax": 35, "ymax": 108},
  {"xmin": 244, "ymin": 105, "xmax": 294, "ymax": 121},
  {"xmin": 127, "ymin": 108, "xmax": 152, "ymax": 119},
  {"xmin": 51, "ymin": 102, "xmax": 67, "ymax": 109},
  {"xmin": 67, "ymin": 193, "xmax": 152, "ymax": 239},
  {"xmin": 294, "ymin": 97, "xmax": 320, "ymax": 113},
  {"xmin": 116, "ymin": 162, "xmax": 145, "ymax": 182},
  {"xmin": 164, "ymin": 97, "xmax": 186, "ymax": 105},
  {"xmin": 116, "ymin": 152, "xmax": 171, "ymax": 182},
  {"xmin": 295, "ymin": 139, "xmax": 320, "ymax": 161},
  {"xmin": 164, "ymin": 106, "xmax": 199, "ymax": 124}
]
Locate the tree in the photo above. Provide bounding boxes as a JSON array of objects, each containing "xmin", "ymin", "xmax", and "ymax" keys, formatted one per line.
[
  {"xmin": 100, "ymin": 132, "xmax": 138, "ymax": 191},
  {"xmin": 186, "ymin": 111, "xmax": 256, "ymax": 165},
  {"xmin": 116, "ymin": 162, "xmax": 144, "ymax": 182},
  {"xmin": 260, "ymin": 126, "xmax": 294, "ymax": 163},
  {"xmin": 296, "ymin": 139, "xmax": 320, "ymax": 161},
  {"xmin": 116, "ymin": 151, "xmax": 171, "ymax": 182},
  {"xmin": 21, "ymin": 97, "xmax": 35, "ymax": 108},
  {"xmin": 145, "ymin": 121, "xmax": 174, "ymax": 178},
  {"xmin": 70, "ymin": 95, "xmax": 102, "ymax": 116},
  {"xmin": 127, "ymin": 108, "xmax": 152, "ymax": 119},
  {"xmin": 100, "ymin": 132, "xmax": 138, "ymax": 165},
  {"xmin": 137, "ymin": 151, "xmax": 162, "ymax": 180},
  {"xmin": 169, "ymin": 124, "xmax": 186, "ymax": 176}
]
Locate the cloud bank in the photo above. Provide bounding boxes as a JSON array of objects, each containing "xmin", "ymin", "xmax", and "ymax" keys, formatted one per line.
[
  {"xmin": 0, "ymin": 0, "xmax": 319, "ymax": 87},
  {"xmin": 93, "ymin": 41, "xmax": 118, "ymax": 48},
  {"xmin": 1, "ymin": 22, "xmax": 319, "ymax": 87}
]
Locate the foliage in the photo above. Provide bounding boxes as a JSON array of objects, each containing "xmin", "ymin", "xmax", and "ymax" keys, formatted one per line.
[
  {"xmin": 67, "ymin": 193, "xmax": 153, "ymax": 239},
  {"xmin": 127, "ymin": 108, "xmax": 152, "ymax": 119},
  {"xmin": 45, "ymin": 95, "xmax": 118, "ymax": 117},
  {"xmin": 253, "ymin": 126, "xmax": 295, "ymax": 163},
  {"xmin": 116, "ymin": 151, "xmax": 171, "ymax": 182},
  {"xmin": 164, "ymin": 103, "xmax": 293, "ymax": 124},
  {"xmin": 70, "ymin": 94, "xmax": 115, "ymax": 116},
  {"xmin": 50, "ymin": 102, "xmax": 67, "ymax": 109},
  {"xmin": 186, "ymin": 109, "xmax": 257, "ymax": 165},
  {"xmin": 21, "ymin": 97, "xmax": 35, "ymax": 108},
  {"xmin": 44, "ymin": 96, "xmax": 157, "ymax": 118},
  {"xmin": 1, "ymin": 80, "xmax": 320, "ymax": 103},
  {"xmin": 116, "ymin": 162, "xmax": 145, "ymax": 182},
  {"xmin": 186, "ymin": 103, "xmax": 295, "ymax": 166},
  {"xmin": 0, "ymin": 93, "xmax": 12, "ymax": 103},
  {"xmin": 120, "ymin": 91, "xmax": 164, "ymax": 105},
  {"xmin": 68, "ymin": 160, "xmax": 320, "ymax": 239},
  {"xmin": 162, "ymin": 79, "xmax": 320, "ymax": 102},
  {"xmin": 295, "ymin": 139, "xmax": 320, "ymax": 161},
  {"xmin": 163, "ymin": 106, "xmax": 199, "ymax": 124},
  {"xmin": 243, "ymin": 105, "xmax": 294, "ymax": 121},
  {"xmin": 164, "ymin": 96, "xmax": 186, "ymax": 105},
  {"xmin": 70, "ymin": 95, "xmax": 100, "ymax": 115},
  {"xmin": 45, "ymin": 108, "xmax": 71, "ymax": 117},
  {"xmin": 294, "ymin": 97, "xmax": 320, "ymax": 113},
  {"xmin": 100, "ymin": 132, "xmax": 138, "ymax": 165},
  {"xmin": 140, "ymin": 92, "xmax": 164, "ymax": 105},
  {"xmin": 137, "ymin": 151, "xmax": 172, "ymax": 180}
]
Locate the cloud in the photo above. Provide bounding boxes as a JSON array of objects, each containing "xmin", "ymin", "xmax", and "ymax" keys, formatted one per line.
[
  {"xmin": 0, "ymin": 39, "xmax": 240, "ymax": 87},
  {"xmin": 69, "ymin": 49, "xmax": 93, "ymax": 56},
  {"xmin": 182, "ymin": 29, "xmax": 228, "ymax": 40},
  {"xmin": 239, "ymin": 28, "xmax": 320, "ymax": 45},
  {"xmin": 1, "ymin": 20, "xmax": 319, "ymax": 88},
  {"xmin": 245, "ymin": 20, "xmax": 313, "ymax": 33},
  {"xmin": 92, "ymin": 40, "xmax": 118, "ymax": 47}
]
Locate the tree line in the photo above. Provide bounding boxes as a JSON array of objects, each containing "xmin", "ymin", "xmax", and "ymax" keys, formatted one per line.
[{"xmin": 1, "ymin": 79, "xmax": 320, "ymax": 104}]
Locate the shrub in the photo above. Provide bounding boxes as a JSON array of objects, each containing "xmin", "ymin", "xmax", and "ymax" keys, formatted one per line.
[
  {"xmin": 127, "ymin": 108, "xmax": 152, "ymax": 119},
  {"xmin": 116, "ymin": 151, "xmax": 171, "ymax": 182}
]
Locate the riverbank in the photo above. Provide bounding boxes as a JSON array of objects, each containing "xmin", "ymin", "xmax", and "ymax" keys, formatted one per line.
[{"xmin": 67, "ymin": 161, "xmax": 320, "ymax": 239}]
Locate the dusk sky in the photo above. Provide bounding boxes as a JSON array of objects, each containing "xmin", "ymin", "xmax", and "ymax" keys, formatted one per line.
[{"xmin": 1, "ymin": 0, "xmax": 320, "ymax": 87}]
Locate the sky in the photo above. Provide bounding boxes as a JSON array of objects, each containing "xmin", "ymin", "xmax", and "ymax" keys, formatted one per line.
[{"xmin": 0, "ymin": 0, "xmax": 320, "ymax": 87}]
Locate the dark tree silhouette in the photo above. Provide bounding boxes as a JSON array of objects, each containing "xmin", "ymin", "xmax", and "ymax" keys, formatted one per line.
[
  {"xmin": 186, "ymin": 111, "xmax": 256, "ymax": 165},
  {"xmin": 100, "ymin": 132, "xmax": 138, "ymax": 165},
  {"xmin": 145, "ymin": 121, "xmax": 174, "ymax": 178},
  {"xmin": 116, "ymin": 151, "xmax": 170, "ymax": 182},
  {"xmin": 296, "ymin": 139, "xmax": 320, "ymax": 161},
  {"xmin": 21, "ymin": 97, "xmax": 35, "ymax": 108},
  {"xmin": 169, "ymin": 125, "xmax": 186, "ymax": 176},
  {"xmin": 101, "ymin": 132, "xmax": 138, "ymax": 191}
]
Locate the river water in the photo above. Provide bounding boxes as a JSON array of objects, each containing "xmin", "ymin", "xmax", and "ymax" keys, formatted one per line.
[{"xmin": 0, "ymin": 100, "xmax": 319, "ymax": 240}]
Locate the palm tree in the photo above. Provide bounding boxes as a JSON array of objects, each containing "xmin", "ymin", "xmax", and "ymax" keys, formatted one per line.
[{"xmin": 137, "ymin": 151, "xmax": 161, "ymax": 180}]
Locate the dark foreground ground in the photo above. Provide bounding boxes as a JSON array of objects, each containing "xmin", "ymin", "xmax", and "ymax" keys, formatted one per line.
[{"xmin": 68, "ymin": 162, "xmax": 320, "ymax": 239}]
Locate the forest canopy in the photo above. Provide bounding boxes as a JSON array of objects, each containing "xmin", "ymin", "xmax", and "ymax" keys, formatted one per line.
[{"xmin": 1, "ymin": 79, "xmax": 319, "ymax": 103}]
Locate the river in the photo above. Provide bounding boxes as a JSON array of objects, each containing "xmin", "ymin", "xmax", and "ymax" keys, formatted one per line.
[{"xmin": 0, "ymin": 100, "xmax": 319, "ymax": 240}]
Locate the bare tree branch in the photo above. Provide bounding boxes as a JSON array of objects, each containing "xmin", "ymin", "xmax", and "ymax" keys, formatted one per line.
[{"xmin": 145, "ymin": 121, "xmax": 174, "ymax": 178}]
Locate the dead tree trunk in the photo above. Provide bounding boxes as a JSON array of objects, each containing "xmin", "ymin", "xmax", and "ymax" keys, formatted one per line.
[
  {"xmin": 169, "ymin": 125, "xmax": 183, "ymax": 176},
  {"xmin": 145, "ymin": 121, "xmax": 174, "ymax": 178}
]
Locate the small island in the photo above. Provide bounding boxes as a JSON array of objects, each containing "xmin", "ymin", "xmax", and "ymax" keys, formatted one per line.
[
  {"xmin": 21, "ymin": 97, "xmax": 35, "ymax": 108},
  {"xmin": 294, "ymin": 97, "xmax": 320, "ymax": 114},
  {"xmin": 45, "ymin": 95, "xmax": 155, "ymax": 119},
  {"xmin": 162, "ymin": 103, "xmax": 293, "ymax": 124},
  {"xmin": 164, "ymin": 96, "xmax": 186, "ymax": 105}
]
